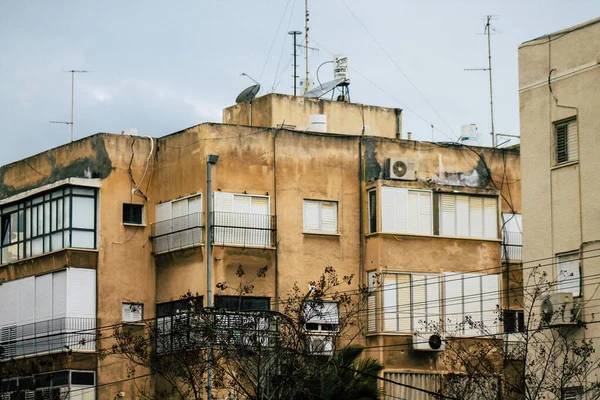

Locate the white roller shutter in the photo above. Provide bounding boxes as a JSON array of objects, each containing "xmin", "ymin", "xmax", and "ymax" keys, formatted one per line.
[
  {"xmin": 558, "ymin": 253, "xmax": 580, "ymax": 297},
  {"xmin": 567, "ymin": 120, "xmax": 578, "ymax": 161},
  {"xmin": 188, "ymin": 195, "xmax": 203, "ymax": 245},
  {"xmin": 214, "ymin": 192, "xmax": 233, "ymax": 212},
  {"xmin": 381, "ymin": 187, "xmax": 395, "ymax": 233},
  {"xmin": 463, "ymin": 273, "xmax": 481, "ymax": 336},
  {"xmin": 419, "ymin": 192, "xmax": 432, "ymax": 235},
  {"xmin": 481, "ymin": 274, "xmax": 500, "ymax": 334},
  {"xmin": 155, "ymin": 202, "xmax": 173, "ymax": 253},
  {"xmin": 35, "ymin": 274, "xmax": 53, "ymax": 322},
  {"xmin": 412, "ymin": 274, "xmax": 427, "ymax": 332},
  {"xmin": 303, "ymin": 201, "xmax": 320, "ymax": 232},
  {"xmin": 456, "ymin": 196, "xmax": 470, "ymax": 237},
  {"xmin": 441, "ymin": 194, "xmax": 456, "ymax": 236},
  {"xmin": 171, "ymin": 199, "xmax": 188, "ymax": 249},
  {"xmin": 320, "ymin": 202, "xmax": 337, "ymax": 233},
  {"xmin": 367, "ymin": 271, "xmax": 377, "ymax": 332},
  {"xmin": 213, "ymin": 192, "xmax": 234, "ymax": 244},
  {"xmin": 444, "ymin": 272, "xmax": 463, "ymax": 333},
  {"xmin": 52, "ymin": 271, "xmax": 67, "ymax": 319},
  {"xmin": 426, "ymin": 275, "xmax": 441, "ymax": 327},
  {"xmin": 393, "ymin": 188, "xmax": 408, "ymax": 233},
  {"xmin": 483, "ymin": 197, "xmax": 498, "ymax": 239},
  {"xmin": 383, "ymin": 274, "xmax": 398, "ymax": 332},
  {"xmin": 469, "ymin": 197, "xmax": 484, "ymax": 238},
  {"xmin": 397, "ymin": 275, "xmax": 411, "ymax": 332},
  {"xmin": 18, "ymin": 277, "xmax": 35, "ymax": 327},
  {"xmin": 1, "ymin": 280, "xmax": 19, "ymax": 326},
  {"xmin": 407, "ymin": 191, "xmax": 420, "ymax": 234},
  {"xmin": 233, "ymin": 195, "xmax": 252, "ymax": 214},
  {"xmin": 80, "ymin": 269, "xmax": 96, "ymax": 319}
]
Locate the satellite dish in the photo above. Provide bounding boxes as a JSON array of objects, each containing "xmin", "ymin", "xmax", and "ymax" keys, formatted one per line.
[
  {"xmin": 392, "ymin": 160, "xmax": 408, "ymax": 177},
  {"xmin": 236, "ymin": 84, "xmax": 261, "ymax": 104},
  {"xmin": 428, "ymin": 334, "xmax": 443, "ymax": 350},
  {"xmin": 304, "ymin": 78, "xmax": 347, "ymax": 98}
]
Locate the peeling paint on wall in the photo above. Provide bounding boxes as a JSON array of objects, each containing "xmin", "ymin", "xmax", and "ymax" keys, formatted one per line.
[
  {"xmin": 0, "ymin": 135, "xmax": 113, "ymax": 200},
  {"xmin": 430, "ymin": 155, "xmax": 491, "ymax": 188},
  {"xmin": 363, "ymin": 138, "xmax": 381, "ymax": 181}
]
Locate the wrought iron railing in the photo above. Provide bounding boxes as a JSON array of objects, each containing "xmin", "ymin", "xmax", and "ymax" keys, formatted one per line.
[
  {"xmin": 501, "ymin": 231, "xmax": 522, "ymax": 263},
  {"xmin": 151, "ymin": 212, "xmax": 204, "ymax": 254},
  {"xmin": 0, "ymin": 317, "xmax": 96, "ymax": 360},
  {"xmin": 211, "ymin": 212, "xmax": 276, "ymax": 247}
]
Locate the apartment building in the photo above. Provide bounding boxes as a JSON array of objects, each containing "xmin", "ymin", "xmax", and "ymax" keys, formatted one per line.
[
  {"xmin": 519, "ymin": 17, "xmax": 600, "ymax": 399},
  {"xmin": 0, "ymin": 93, "xmax": 521, "ymax": 399}
]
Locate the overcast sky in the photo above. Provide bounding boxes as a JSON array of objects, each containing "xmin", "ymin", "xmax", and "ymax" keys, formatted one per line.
[{"xmin": 0, "ymin": 0, "xmax": 598, "ymax": 165}]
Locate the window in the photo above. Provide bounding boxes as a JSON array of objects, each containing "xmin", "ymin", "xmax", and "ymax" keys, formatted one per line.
[
  {"xmin": 214, "ymin": 296, "xmax": 270, "ymax": 311},
  {"xmin": 503, "ymin": 310, "xmax": 525, "ymax": 334},
  {"xmin": 122, "ymin": 302, "xmax": 144, "ymax": 322},
  {"xmin": 557, "ymin": 252, "xmax": 581, "ymax": 297},
  {"xmin": 0, "ymin": 371, "xmax": 95, "ymax": 400},
  {"xmin": 156, "ymin": 297, "xmax": 202, "ymax": 354},
  {"xmin": 384, "ymin": 373, "xmax": 442, "ymax": 400},
  {"xmin": 0, "ymin": 186, "xmax": 97, "ymax": 265},
  {"xmin": 154, "ymin": 194, "xmax": 203, "ymax": 253},
  {"xmin": 303, "ymin": 200, "xmax": 338, "ymax": 233},
  {"xmin": 440, "ymin": 194, "xmax": 498, "ymax": 239},
  {"xmin": 444, "ymin": 272, "xmax": 500, "ymax": 336},
  {"xmin": 554, "ymin": 118, "xmax": 578, "ymax": 165},
  {"xmin": 368, "ymin": 190, "xmax": 377, "ymax": 234},
  {"xmin": 502, "ymin": 213, "xmax": 522, "ymax": 262},
  {"xmin": 0, "ymin": 268, "xmax": 96, "ymax": 359},
  {"xmin": 380, "ymin": 187, "xmax": 432, "ymax": 235},
  {"xmin": 123, "ymin": 203, "xmax": 143, "ymax": 224},
  {"xmin": 305, "ymin": 301, "xmax": 339, "ymax": 332},
  {"xmin": 213, "ymin": 192, "xmax": 271, "ymax": 246},
  {"xmin": 382, "ymin": 273, "xmax": 440, "ymax": 333},
  {"xmin": 562, "ymin": 387, "xmax": 583, "ymax": 400},
  {"xmin": 367, "ymin": 271, "xmax": 377, "ymax": 332}
]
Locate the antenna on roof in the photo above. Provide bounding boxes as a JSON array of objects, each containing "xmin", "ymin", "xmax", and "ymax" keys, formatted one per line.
[
  {"xmin": 50, "ymin": 69, "xmax": 88, "ymax": 142},
  {"xmin": 236, "ymin": 73, "xmax": 262, "ymax": 126},
  {"xmin": 304, "ymin": 55, "xmax": 350, "ymax": 101}
]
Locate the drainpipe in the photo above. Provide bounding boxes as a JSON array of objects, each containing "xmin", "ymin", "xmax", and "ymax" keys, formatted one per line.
[{"xmin": 206, "ymin": 153, "xmax": 218, "ymax": 400}]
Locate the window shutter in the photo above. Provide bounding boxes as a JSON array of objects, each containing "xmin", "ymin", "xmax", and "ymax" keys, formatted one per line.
[
  {"xmin": 251, "ymin": 197, "xmax": 269, "ymax": 215},
  {"xmin": 155, "ymin": 202, "xmax": 172, "ymax": 253},
  {"xmin": 469, "ymin": 197, "xmax": 483, "ymax": 237},
  {"xmin": 444, "ymin": 272, "xmax": 463, "ymax": 334},
  {"xmin": 407, "ymin": 191, "xmax": 420, "ymax": 234},
  {"xmin": 1, "ymin": 280, "xmax": 18, "ymax": 326},
  {"xmin": 123, "ymin": 303, "xmax": 143, "ymax": 322},
  {"xmin": 213, "ymin": 192, "xmax": 233, "ymax": 244},
  {"xmin": 483, "ymin": 197, "xmax": 498, "ymax": 239},
  {"xmin": 411, "ymin": 275, "xmax": 427, "ymax": 332},
  {"xmin": 80, "ymin": 269, "xmax": 96, "ymax": 319},
  {"xmin": 463, "ymin": 273, "xmax": 482, "ymax": 336},
  {"xmin": 567, "ymin": 120, "xmax": 578, "ymax": 161},
  {"xmin": 481, "ymin": 274, "xmax": 500, "ymax": 334},
  {"xmin": 17, "ymin": 277, "xmax": 35, "ymax": 326},
  {"xmin": 35, "ymin": 273, "xmax": 53, "ymax": 322},
  {"xmin": 456, "ymin": 195, "xmax": 470, "ymax": 237},
  {"xmin": 188, "ymin": 195, "xmax": 203, "ymax": 245},
  {"xmin": 441, "ymin": 194, "xmax": 456, "ymax": 236},
  {"xmin": 556, "ymin": 124, "xmax": 569, "ymax": 164},
  {"xmin": 426, "ymin": 275, "xmax": 440, "ymax": 327},
  {"xmin": 381, "ymin": 187, "xmax": 395, "ymax": 233},
  {"xmin": 397, "ymin": 275, "xmax": 411, "ymax": 332},
  {"xmin": 419, "ymin": 192, "xmax": 432, "ymax": 235},
  {"xmin": 383, "ymin": 274, "xmax": 398, "ymax": 331},
  {"xmin": 367, "ymin": 271, "xmax": 377, "ymax": 332},
  {"xmin": 171, "ymin": 199, "xmax": 188, "ymax": 248},
  {"xmin": 320, "ymin": 202, "xmax": 337, "ymax": 232},
  {"xmin": 214, "ymin": 192, "xmax": 233, "ymax": 212},
  {"xmin": 393, "ymin": 188, "xmax": 408, "ymax": 233},
  {"xmin": 67, "ymin": 268, "xmax": 83, "ymax": 318},
  {"xmin": 52, "ymin": 270, "xmax": 67, "ymax": 319},
  {"xmin": 304, "ymin": 200, "xmax": 320, "ymax": 232},
  {"xmin": 558, "ymin": 253, "xmax": 580, "ymax": 297},
  {"xmin": 233, "ymin": 195, "xmax": 252, "ymax": 214}
]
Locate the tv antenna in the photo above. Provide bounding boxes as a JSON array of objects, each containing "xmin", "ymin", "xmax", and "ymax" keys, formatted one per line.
[
  {"xmin": 288, "ymin": 30, "xmax": 302, "ymax": 96},
  {"xmin": 50, "ymin": 70, "xmax": 88, "ymax": 142},
  {"xmin": 301, "ymin": 0, "xmax": 319, "ymax": 94},
  {"xmin": 464, "ymin": 15, "xmax": 499, "ymax": 146},
  {"xmin": 236, "ymin": 73, "xmax": 261, "ymax": 126}
]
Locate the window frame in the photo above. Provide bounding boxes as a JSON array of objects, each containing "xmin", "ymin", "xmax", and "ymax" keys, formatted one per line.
[
  {"xmin": 123, "ymin": 203, "xmax": 144, "ymax": 225},
  {"xmin": 122, "ymin": 302, "xmax": 144, "ymax": 323},
  {"xmin": 503, "ymin": 309, "xmax": 525, "ymax": 334},
  {"xmin": 557, "ymin": 251, "xmax": 581, "ymax": 298},
  {"xmin": 554, "ymin": 118, "xmax": 578, "ymax": 166},
  {"xmin": 305, "ymin": 301, "xmax": 339, "ymax": 332},
  {"xmin": 368, "ymin": 190, "xmax": 377, "ymax": 234},
  {"xmin": 303, "ymin": 199, "xmax": 339, "ymax": 234},
  {"xmin": 214, "ymin": 295, "xmax": 270, "ymax": 312}
]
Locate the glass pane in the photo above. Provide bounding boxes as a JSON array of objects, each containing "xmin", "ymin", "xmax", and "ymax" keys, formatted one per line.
[
  {"xmin": 10, "ymin": 212, "xmax": 18, "ymax": 243},
  {"xmin": 72, "ymin": 197, "xmax": 95, "ymax": 229},
  {"xmin": 72, "ymin": 187, "xmax": 95, "ymax": 196},
  {"xmin": 51, "ymin": 201, "xmax": 57, "ymax": 231},
  {"xmin": 57, "ymin": 198, "xmax": 63, "ymax": 230},
  {"xmin": 44, "ymin": 202, "xmax": 50, "ymax": 234},
  {"xmin": 37, "ymin": 205, "xmax": 43, "ymax": 236},
  {"xmin": 63, "ymin": 230, "xmax": 71, "ymax": 248},
  {"xmin": 24, "ymin": 240, "xmax": 30, "ymax": 257},
  {"xmin": 51, "ymin": 232, "xmax": 63, "ymax": 251},
  {"xmin": 32, "ymin": 195, "xmax": 43, "ymax": 205},
  {"xmin": 64, "ymin": 196, "xmax": 71, "ymax": 228},
  {"xmin": 72, "ymin": 230, "xmax": 94, "ymax": 248},
  {"xmin": 51, "ymin": 190, "xmax": 63, "ymax": 199},
  {"xmin": 32, "ymin": 237, "xmax": 43, "ymax": 256},
  {"xmin": 44, "ymin": 235, "xmax": 50, "ymax": 252},
  {"xmin": 32, "ymin": 206, "xmax": 38, "ymax": 236},
  {"xmin": 25, "ymin": 208, "xmax": 31, "ymax": 238}
]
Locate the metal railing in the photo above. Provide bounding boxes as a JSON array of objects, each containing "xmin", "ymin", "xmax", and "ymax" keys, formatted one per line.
[
  {"xmin": 501, "ymin": 231, "xmax": 522, "ymax": 262},
  {"xmin": 0, "ymin": 317, "xmax": 96, "ymax": 360},
  {"xmin": 151, "ymin": 212, "xmax": 204, "ymax": 254},
  {"xmin": 212, "ymin": 212, "xmax": 276, "ymax": 247}
]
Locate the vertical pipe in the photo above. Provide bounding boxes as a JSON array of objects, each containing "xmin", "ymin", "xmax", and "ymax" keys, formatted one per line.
[
  {"xmin": 70, "ymin": 71, "xmax": 75, "ymax": 142},
  {"xmin": 293, "ymin": 33, "xmax": 297, "ymax": 96},
  {"xmin": 206, "ymin": 154, "xmax": 218, "ymax": 400}
]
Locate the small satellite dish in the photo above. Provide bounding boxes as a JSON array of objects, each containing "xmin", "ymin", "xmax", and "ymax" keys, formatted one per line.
[
  {"xmin": 304, "ymin": 78, "xmax": 347, "ymax": 98},
  {"xmin": 236, "ymin": 84, "xmax": 261, "ymax": 104}
]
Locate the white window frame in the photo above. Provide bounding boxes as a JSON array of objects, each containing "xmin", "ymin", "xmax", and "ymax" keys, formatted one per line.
[
  {"xmin": 443, "ymin": 272, "xmax": 500, "ymax": 337},
  {"xmin": 557, "ymin": 251, "xmax": 581, "ymax": 297},
  {"xmin": 380, "ymin": 187, "xmax": 433, "ymax": 235},
  {"xmin": 303, "ymin": 199, "xmax": 338, "ymax": 234},
  {"xmin": 439, "ymin": 194, "xmax": 498, "ymax": 239},
  {"xmin": 382, "ymin": 272, "xmax": 441, "ymax": 333},
  {"xmin": 122, "ymin": 302, "xmax": 144, "ymax": 323}
]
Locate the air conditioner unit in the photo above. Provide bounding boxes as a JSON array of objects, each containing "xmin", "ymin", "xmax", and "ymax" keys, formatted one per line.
[
  {"xmin": 308, "ymin": 334, "xmax": 334, "ymax": 355},
  {"xmin": 412, "ymin": 332, "xmax": 445, "ymax": 352},
  {"xmin": 386, "ymin": 158, "xmax": 417, "ymax": 180},
  {"xmin": 541, "ymin": 292, "xmax": 579, "ymax": 326}
]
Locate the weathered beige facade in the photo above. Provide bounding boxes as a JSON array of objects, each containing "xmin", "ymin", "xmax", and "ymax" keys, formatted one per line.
[
  {"xmin": 0, "ymin": 92, "xmax": 521, "ymax": 399},
  {"xmin": 519, "ymin": 16, "xmax": 600, "ymax": 399}
]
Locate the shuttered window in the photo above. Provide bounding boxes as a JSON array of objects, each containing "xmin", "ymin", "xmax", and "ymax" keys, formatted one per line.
[
  {"xmin": 367, "ymin": 271, "xmax": 377, "ymax": 333},
  {"xmin": 383, "ymin": 373, "xmax": 442, "ymax": 400},
  {"xmin": 154, "ymin": 194, "xmax": 203, "ymax": 253},
  {"xmin": 303, "ymin": 200, "xmax": 338, "ymax": 233},
  {"xmin": 554, "ymin": 118, "xmax": 578, "ymax": 165},
  {"xmin": 381, "ymin": 187, "xmax": 432, "ymax": 235},
  {"xmin": 305, "ymin": 301, "xmax": 339, "ymax": 332},
  {"xmin": 443, "ymin": 272, "xmax": 500, "ymax": 336},
  {"xmin": 440, "ymin": 194, "xmax": 498, "ymax": 239},
  {"xmin": 213, "ymin": 192, "xmax": 271, "ymax": 246},
  {"xmin": 382, "ymin": 273, "xmax": 441, "ymax": 333},
  {"xmin": 557, "ymin": 252, "xmax": 580, "ymax": 297},
  {"xmin": 122, "ymin": 303, "xmax": 144, "ymax": 322}
]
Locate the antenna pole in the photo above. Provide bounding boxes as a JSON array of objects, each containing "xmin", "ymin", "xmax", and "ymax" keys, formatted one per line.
[
  {"xmin": 486, "ymin": 15, "xmax": 495, "ymax": 147},
  {"xmin": 51, "ymin": 70, "xmax": 87, "ymax": 142},
  {"xmin": 289, "ymin": 31, "xmax": 301, "ymax": 96},
  {"xmin": 304, "ymin": 0, "xmax": 309, "ymax": 94}
]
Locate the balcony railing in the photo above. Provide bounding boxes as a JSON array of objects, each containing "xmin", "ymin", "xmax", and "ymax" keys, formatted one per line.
[
  {"xmin": 501, "ymin": 231, "xmax": 522, "ymax": 263},
  {"xmin": 151, "ymin": 212, "xmax": 204, "ymax": 254},
  {"xmin": 212, "ymin": 212, "xmax": 276, "ymax": 247},
  {"xmin": 0, "ymin": 317, "xmax": 96, "ymax": 360}
]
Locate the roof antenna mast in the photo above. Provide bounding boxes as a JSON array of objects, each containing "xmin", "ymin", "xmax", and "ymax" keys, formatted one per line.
[
  {"xmin": 305, "ymin": 0, "xmax": 309, "ymax": 94},
  {"xmin": 50, "ymin": 70, "xmax": 88, "ymax": 142},
  {"xmin": 464, "ymin": 15, "xmax": 499, "ymax": 146}
]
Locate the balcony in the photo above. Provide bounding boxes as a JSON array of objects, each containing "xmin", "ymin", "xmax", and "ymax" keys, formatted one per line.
[
  {"xmin": 151, "ymin": 212, "xmax": 204, "ymax": 254},
  {"xmin": 0, "ymin": 317, "xmax": 96, "ymax": 360},
  {"xmin": 212, "ymin": 212, "xmax": 276, "ymax": 248},
  {"xmin": 501, "ymin": 231, "xmax": 522, "ymax": 263}
]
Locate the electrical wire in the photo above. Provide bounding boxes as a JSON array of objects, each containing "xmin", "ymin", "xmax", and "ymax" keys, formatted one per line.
[{"xmin": 258, "ymin": 0, "xmax": 294, "ymax": 84}]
